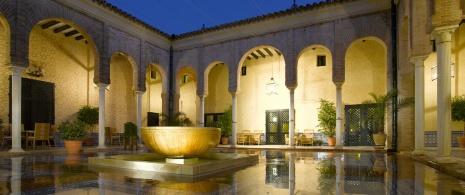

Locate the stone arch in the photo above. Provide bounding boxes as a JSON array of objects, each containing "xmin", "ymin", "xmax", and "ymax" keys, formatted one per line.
[
  {"xmin": 0, "ymin": 12, "xmax": 10, "ymax": 65},
  {"xmin": 12, "ymin": 1, "xmax": 105, "ymax": 81},
  {"xmin": 237, "ymin": 45, "xmax": 285, "ymax": 93},
  {"xmin": 111, "ymin": 52, "xmax": 139, "ymax": 91},
  {"xmin": 203, "ymin": 61, "xmax": 227, "ymax": 96},
  {"xmin": 176, "ymin": 66, "xmax": 198, "ymax": 94},
  {"xmin": 145, "ymin": 63, "xmax": 168, "ymax": 94},
  {"xmin": 335, "ymin": 11, "xmax": 391, "ymax": 83},
  {"xmin": 0, "ymin": 12, "xmax": 11, "ymax": 124},
  {"xmin": 176, "ymin": 65, "xmax": 198, "ymax": 123},
  {"xmin": 294, "ymin": 44, "xmax": 334, "ymax": 131},
  {"xmin": 344, "ymin": 36, "xmax": 388, "ymax": 104}
]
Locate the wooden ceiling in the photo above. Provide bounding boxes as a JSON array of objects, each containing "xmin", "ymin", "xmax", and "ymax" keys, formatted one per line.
[
  {"xmin": 38, "ymin": 20, "xmax": 87, "ymax": 44},
  {"xmin": 246, "ymin": 48, "xmax": 281, "ymax": 60}
]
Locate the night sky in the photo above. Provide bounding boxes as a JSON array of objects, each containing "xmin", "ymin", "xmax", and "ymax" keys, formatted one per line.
[{"xmin": 105, "ymin": 0, "xmax": 325, "ymax": 35}]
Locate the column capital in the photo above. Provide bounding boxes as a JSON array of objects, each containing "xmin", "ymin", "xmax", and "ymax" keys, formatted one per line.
[
  {"xmin": 333, "ymin": 81, "xmax": 344, "ymax": 88},
  {"xmin": 10, "ymin": 66, "xmax": 26, "ymax": 76},
  {"xmin": 410, "ymin": 55, "xmax": 429, "ymax": 67},
  {"xmin": 229, "ymin": 91, "xmax": 239, "ymax": 96},
  {"xmin": 431, "ymin": 25, "xmax": 458, "ymax": 42},
  {"xmin": 134, "ymin": 91, "xmax": 144, "ymax": 95},
  {"xmin": 198, "ymin": 94, "xmax": 207, "ymax": 99}
]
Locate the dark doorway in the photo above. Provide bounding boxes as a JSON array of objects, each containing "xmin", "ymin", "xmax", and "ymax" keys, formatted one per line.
[
  {"xmin": 344, "ymin": 104, "xmax": 376, "ymax": 146},
  {"xmin": 147, "ymin": 112, "xmax": 159, "ymax": 126},
  {"xmin": 265, "ymin": 109, "xmax": 289, "ymax": 145},
  {"xmin": 9, "ymin": 77, "xmax": 55, "ymax": 130}
]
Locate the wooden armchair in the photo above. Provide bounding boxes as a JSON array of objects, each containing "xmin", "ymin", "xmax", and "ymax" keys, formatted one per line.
[
  {"xmin": 250, "ymin": 133, "xmax": 262, "ymax": 145},
  {"xmin": 49, "ymin": 124, "xmax": 57, "ymax": 147},
  {"xmin": 110, "ymin": 127, "xmax": 121, "ymax": 145},
  {"xmin": 285, "ymin": 134, "xmax": 298, "ymax": 145},
  {"xmin": 300, "ymin": 129, "xmax": 314, "ymax": 146},
  {"xmin": 237, "ymin": 133, "xmax": 247, "ymax": 145},
  {"xmin": 27, "ymin": 123, "xmax": 51, "ymax": 150}
]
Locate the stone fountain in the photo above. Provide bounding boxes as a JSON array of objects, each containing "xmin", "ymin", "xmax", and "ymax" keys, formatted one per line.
[{"xmin": 88, "ymin": 126, "xmax": 258, "ymax": 176}]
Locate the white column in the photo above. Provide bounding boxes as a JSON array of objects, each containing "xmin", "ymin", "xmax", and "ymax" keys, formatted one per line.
[
  {"xmin": 97, "ymin": 83, "xmax": 108, "ymax": 149},
  {"xmin": 199, "ymin": 95, "xmax": 205, "ymax": 127},
  {"xmin": 336, "ymin": 154, "xmax": 342, "ymax": 195},
  {"xmin": 289, "ymin": 88, "xmax": 295, "ymax": 148},
  {"xmin": 433, "ymin": 26, "xmax": 457, "ymax": 163},
  {"xmin": 10, "ymin": 157, "xmax": 23, "ymax": 194},
  {"xmin": 411, "ymin": 56, "xmax": 428, "ymax": 155},
  {"xmin": 230, "ymin": 92, "xmax": 237, "ymax": 148},
  {"xmin": 9, "ymin": 66, "xmax": 25, "ymax": 153},
  {"xmin": 135, "ymin": 91, "xmax": 144, "ymax": 143},
  {"xmin": 288, "ymin": 152, "xmax": 295, "ymax": 195},
  {"xmin": 335, "ymin": 82, "xmax": 343, "ymax": 149}
]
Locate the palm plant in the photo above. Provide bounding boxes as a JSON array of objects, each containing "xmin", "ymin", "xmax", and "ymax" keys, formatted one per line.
[
  {"xmin": 363, "ymin": 89, "xmax": 414, "ymax": 133},
  {"xmin": 160, "ymin": 112, "xmax": 193, "ymax": 126}
]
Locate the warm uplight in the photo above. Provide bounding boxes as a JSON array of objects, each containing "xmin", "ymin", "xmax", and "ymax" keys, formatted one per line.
[{"xmin": 431, "ymin": 62, "xmax": 455, "ymax": 81}]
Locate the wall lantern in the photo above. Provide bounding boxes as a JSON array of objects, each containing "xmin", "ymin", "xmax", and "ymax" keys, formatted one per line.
[{"xmin": 431, "ymin": 62, "xmax": 455, "ymax": 81}]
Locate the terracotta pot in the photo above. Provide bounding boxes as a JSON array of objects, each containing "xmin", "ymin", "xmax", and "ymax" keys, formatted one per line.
[
  {"xmin": 327, "ymin": 137, "xmax": 336, "ymax": 146},
  {"xmin": 221, "ymin": 137, "xmax": 229, "ymax": 145},
  {"xmin": 458, "ymin": 136, "xmax": 465, "ymax": 148},
  {"xmin": 373, "ymin": 133, "xmax": 387, "ymax": 146},
  {"xmin": 64, "ymin": 140, "xmax": 83, "ymax": 154}
]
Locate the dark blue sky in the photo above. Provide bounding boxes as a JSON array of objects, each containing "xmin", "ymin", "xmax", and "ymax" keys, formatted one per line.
[{"xmin": 105, "ymin": 0, "xmax": 324, "ymax": 35}]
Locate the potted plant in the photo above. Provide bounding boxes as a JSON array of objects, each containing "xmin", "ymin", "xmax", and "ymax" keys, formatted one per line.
[
  {"xmin": 316, "ymin": 157, "xmax": 336, "ymax": 195},
  {"xmin": 362, "ymin": 89, "xmax": 414, "ymax": 147},
  {"xmin": 217, "ymin": 106, "xmax": 232, "ymax": 145},
  {"xmin": 58, "ymin": 120, "xmax": 87, "ymax": 154},
  {"xmin": 160, "ymin": 112, "xmax": 193, "ymax": 126},
  {"xmin": 452, "ymin": 95, "xmax": 465, "ymax": 147},
  {"xmin": 314, "ymin": 139, "xmax": 323, "ymax": 146},
  {"xmin": 123, "ymin": 122, "xmax": 139, "ymax": 150},
  {"xmin": 77, "ymin": 105, "xmax": 99, "ymax": 146},
  {"xmin": 317, "ymin": 99, "xmax": 336, "ymax": 146}
]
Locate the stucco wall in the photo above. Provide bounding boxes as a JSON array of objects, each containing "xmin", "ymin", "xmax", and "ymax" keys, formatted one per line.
[
  {"xmin": 295, "ymin": 47, "xmax": 334, "ymax": 133},
  {"xmin": 179, "ymin": 76, "xmax": 198, "ymax": 125},
  {"xmin": 205, "ymin": 64, "xmax": 231, "ymax": 113},
  {"xmin": 28, "ymin": 25, "xmax": 98, "ymax": 124},
  {"xmin": 237, "ymin": 55, "xmax": 289, "ymax": 132},
  {"xmin": 142, "ymin": 67, "xmax": 163, "ymax": 126},
  {"xmin": 0, "ymin": 16, "xmax": 10, "ymax": 128},
  {"xmin": 106, "ymin": 55, "xmax": 137, "ymax": 132}
]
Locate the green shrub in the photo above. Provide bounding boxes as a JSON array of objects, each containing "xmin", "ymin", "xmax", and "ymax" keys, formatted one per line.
[
  {"xmin": 123, "ymin": 122, "xmax": 138, "ymax": 139},
  {"xmin": 58, "ymin": 120, "xmax": 88, "ymax": 141}
]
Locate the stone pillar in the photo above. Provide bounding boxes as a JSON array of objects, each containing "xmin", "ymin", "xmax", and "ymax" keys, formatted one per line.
[
  {"xmin": 97, "ymin": 84, "xmax": 108, "ymax": 148},
  {"xmin": 9, "ymin": 66, "xmax": 25, "ymax": 153},
  {"xmin": 433, "ymin": 26, "xmax": 457, "ymax": 163},
  {"xmin": 289, "ymin": 88, "xmax": 296, "ymax": 148},
  {"xmin": 135, "ymin": 91, "xmax": 144, "ymax": 143},
  {"xmin": 11, "ymin": 157, "xmax": 23, "ymax": 194},
  {"xmin": 289, "ymin": 152, "xmax": 295, "ymax": 195},
  {"xmin": 231, "ymin": 92, "xmax": 237, "ymax": 148},
  {"xmin": 199, "ymin": 95, "xmax": 205, "ymax": 127},
  {"xmin": 335, "ymin": 82, "xmax": 344, "ymax": 149},
  {"xmin": 411, "ymin": 56, "xmax": 428, "ymax": 155}
]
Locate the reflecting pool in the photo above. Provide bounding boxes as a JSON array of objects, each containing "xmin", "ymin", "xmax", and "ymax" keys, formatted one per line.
[{"xmin": 0, "ymin": 149, "xmax": 464, "ymax": 194}]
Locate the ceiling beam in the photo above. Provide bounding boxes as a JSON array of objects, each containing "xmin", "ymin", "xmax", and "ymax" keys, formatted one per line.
[
  {"xmin": 65, "ymin": 30, "xmax": 79, "ymax": 37},
  {"xmin": 246, "ymin": 56, "xmax": 251, "ymax": 60},
  {"xmin": 256, "ymin": 50, "xmax": 266, "ymax": 58},
  {"xmin": 41, "ymin": 20, "xmax": 60, "ymax": 29},
  {"xmin": 274, "ymin": 49, "xmax": 282, "ymax": 56},
  {"xmin": 54, "ymin": 24, "xmax": 71, "ymax": 33},
  {"xmin": 250, "ymin": 53, "xmax": 259, "ymax": 59},
  {"xmin": 264, "ymin": 48, "xmax": 274, "ymax": 57},
  {"xmin": 75, "ymin": 35, "xmax": 84, "ymax": 40}
]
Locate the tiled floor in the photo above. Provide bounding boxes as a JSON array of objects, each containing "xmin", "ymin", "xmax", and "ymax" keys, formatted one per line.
[{"xmin": 0, "ymin": 146, "xmax": 464, "ymax": 194}]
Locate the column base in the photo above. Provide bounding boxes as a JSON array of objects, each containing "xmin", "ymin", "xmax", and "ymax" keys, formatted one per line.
[
  {"xmin": 334, "ymin": 145, "xmax": 343, "ymax": 149},
  {"xmin": 433, "ymin": 156, "xmax": 456, "ymax": 164},
  {"xmin": 230, "ymin": 145, "xmax": 237, "ymax": 149},
  {"xmin": 287, "ymin": 145, "xmax": 296, "ymax": 149},
  {"xmin": 8, "ymin": 147, "xmax": 24, "ymax": 153},
  {"xmin": 97, "ymin": 145, "xmax": 107, "ymax": 149},
  {"xmin": 411, "ymin": 150, "xmax": 425, "ymax": 155}
]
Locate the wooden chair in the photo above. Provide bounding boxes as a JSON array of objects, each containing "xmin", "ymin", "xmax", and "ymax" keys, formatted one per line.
[
  {"xmin": 109, "ymin": 127, "xmax": 121, "ymax": 145},
  {"xmin": 0, "ymin": 130, "xmax": 11, "ymax": 149},
  {"xmin": 27, "ymin": 123, "xmax": 51, "ymax": 150},
  {"xmin": 250, "ymin": 133, "xmax": 262, "ymax": 145},
  {"xmin": 49, "ymin": 124, "xmax": 57, "ymax": 147},
  {"xmin": 237, "ymin": 133, "xmax": 247, "ymax": 145},
  {"xmin": 285, "ymin": 134, "xmax": 298, "ymax": 145},
  {"xmin": 105, "ymin": 127, "xmax": 111, "ymax": 144},
  {"xmin": 300, "ymin": 129, "xmax": 314, "ymax": 146}
]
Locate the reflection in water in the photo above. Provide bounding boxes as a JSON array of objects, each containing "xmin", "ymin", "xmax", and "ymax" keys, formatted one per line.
[{"xmin": 2, "ymin": 151, "xmax": 465, "ymax": 194}]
